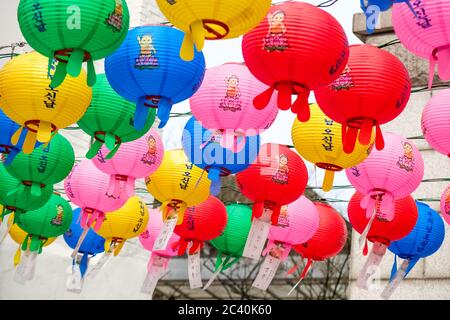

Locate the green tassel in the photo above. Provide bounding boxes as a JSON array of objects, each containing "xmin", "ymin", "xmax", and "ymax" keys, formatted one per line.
[
  {"xmin": 66, "ymin": 48, "xmax": 84, "ymax": 78},
  {"xmin": 222, "ymin": 256, "xmax": 240, "ymax": 271},
  {"xmin": 105, "ymin": 132, "xmax": 117, "ymax": 151},
  {"xmin": 21, "ymin": 234, "xmax": 30, "ymax": 252},
  {"xmin": 105, "ymin": 142, "xmax": 121, "ymax": 160},
  {"xmin": 30, "ymin": 182, "xmax": 42, "ymax": 197},
  {"xmin": 86, "ymin": 139, "xmax": 104, "ymax": 159},
  {"xmin": 29, "ymin": 236, "xmax": 42, "ymax": 253},
  {"xmin": 50, "ymin": 61, "xmax": 67, "ymax": 89},
  {"xmin": 214, "ymin": 251, "xmax": 223, "ymax": 272},
  {"xmin": 6, "ymin": 185, "xmax": 21, "ymax": 198},
  {"xmin": 87, "ymin": 58, "xmax": 96, "ymax": 87}
]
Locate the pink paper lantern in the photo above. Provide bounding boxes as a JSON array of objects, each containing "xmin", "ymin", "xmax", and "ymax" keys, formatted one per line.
[
  {"xmin": 393, "ymin": 1, "xmax": 450, "ymax": 87},
  {"xmin": 264, "ymin": 196, "xmax": 320, "ymax": 261},
  {"xmin": 421, "ymin": 89, "xmax": 450, "ymax": 157},
  {"xmin": 189, "ymin": 62, "xmax": 278, "ymax": 152},
  {"xmin": 93, "ymin": 130, "xmax": 164, "ymax": 199},
  {"xmin": 346, "ymin": 132, "xmax": 424, "ymax": 222},
  {"xmin": 64, "ymin": 160, "xmax": 128, "ymax": 231},
  {"xmin": 441, "ymin": 185, "xmax": 450, "ymax": 226}
]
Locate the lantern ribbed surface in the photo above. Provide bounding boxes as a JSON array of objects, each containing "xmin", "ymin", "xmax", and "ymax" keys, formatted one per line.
[
  {"xmin": 293, "ymin": 203, "xmax": 348, "ymax": 261},
  {"xmin": 440, "ymin": 185, "xmax": 450, "ymax": 226},
  {"xmin": 348, "ymin": 192, "xmax": 418, "ymax": 245},
  {"xmin": 0, "ymin": 52, "xmax": 92, "ymax": 151},
  {"xmin": 236, "ymin": 143, "xmax": 308, "ymax": 225},
  {"xmin": 78, "ymin": 74, "xmax": 155, "ymax": 160},
  {"xmin": 6, "ymin": 213, "xmax": 56, "ymax": 247},
  {"xmin": 139, "ymin": 208, "xmax": 180, "ymax": 257},
  {"xmin": 105, "ymin": 25, "xmax": 205, "ymax": 129},
  {"xmin": 242, "ymin": 1, "xmax": 349, "ymax": 122},
  {"xmin": 421, "ymin": 88, "xmax": 450, "ymax": 157},
  {"xmin": 291, "ymin": 103, "xmax": 372, "ymax": 191},
  {"xmin": 315, "ymin": 44, "xmax": 411, "ymax": 153},
  {"xmin": 393, "ymin": 1, "xmax": 450, "ymax": 85},
  {"xmin": 190, "ymin": 62, "xmax": 278, "ymax": 132}
]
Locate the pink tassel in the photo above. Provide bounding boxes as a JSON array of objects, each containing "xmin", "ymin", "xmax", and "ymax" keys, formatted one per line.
[{"xmin": 380, "ymin": 192, "xmax": 395, "ymax": 222}]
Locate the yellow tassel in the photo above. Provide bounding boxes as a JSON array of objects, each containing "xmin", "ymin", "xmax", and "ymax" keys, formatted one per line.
[
  {"xmin": 191, "ymin": 20, "xmax": 206, "ymax": 52},
  {"xmin": 36, "ymin": 120, "xmax": 52, "ymax": 143},
  {"xmin": 322, "ymin": 170, "xmax": 335, "ymax": 192},
  {"xmin": 180, "ymin": 32, "xmax": 195, "ymax": 61},
  {"xmin": 10, "ymin": 126, "xmax": 23, "ymax": 146},
  {"xmin": 113, "ymin": 240, "xmax": 126, "ymax": 256},
  {"xmin": 14, "ymin": 246, "xmax": 21, "ymax": 267}
]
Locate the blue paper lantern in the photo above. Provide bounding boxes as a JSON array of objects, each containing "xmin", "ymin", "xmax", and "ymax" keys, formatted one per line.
[
  {"xmin": 388, "ymin": 201, "xmax": 445, "ymax": 279},
  {"xmin": 182, "ymin": 116, "xmax": 260, "ymax": 195},
  {"xmin": 0, "ymin": 109, "xmax": 42, "ymax": 166},
  {"xmin": 361, "ymin": 0, "xmax": 415, "ymax": 34},
  {"xmin": 105, "ymin": 25, "xmax": 206, "ymax": 129}
]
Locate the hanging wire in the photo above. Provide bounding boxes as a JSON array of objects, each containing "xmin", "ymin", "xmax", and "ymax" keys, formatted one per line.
[{"xmin": 317, "ymin": 0, "xmax": 339, "ymax": 7}]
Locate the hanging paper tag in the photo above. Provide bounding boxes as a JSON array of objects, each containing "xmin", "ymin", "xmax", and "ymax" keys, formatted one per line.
[
  {"xmin": 0, "ymin": 218, "xmax": 13, "ymax": 245},
  {"xmin": 356, "ymin": 242, "xmax": 387, "ymax": 290},
  {"xmin": 66, "ymin": 264, "xmax": 83, "ymax": 294},
  {"xmin": 252, "ymin": 252, "xmax": 282, "ymax": 291},
  {"xmin": 14, "ymin": 250, "xmax": 30, "ymax": 284},
  {"xmin": 242, "ymin": 208, "xmax": 272, "ymax": 260},
  {"xmin": 358, "ymin": 207, "xmax": 377, "ymax": 250},
  {"xmin": 71, "ymin": 228, "xmax": 89, "ymax": 259},
  {"xmin": 153, "ymin": 216, "xmax": 178, "ymax": 252},
  {"xmin": 188, "ymin": 250, "xmax": 203, "ymax": 289},
  {"xmin": 87, "ymin": 250, "xmax": 113, "ymax": 279},
  {"xmin": 141, "ymin": 255, "xmax": 169, "ymax": 298},
  {"xmin": 380, "ymin": 259, "xmax": 409, "ymax": 300}
]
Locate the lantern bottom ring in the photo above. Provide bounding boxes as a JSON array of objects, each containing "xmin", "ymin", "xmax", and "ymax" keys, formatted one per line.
[
  {"xmin": 54, "ymin": 49, "xmax": 91, "ymax": 63},
  {"xmin": 316, "ymin": 163, "xmax": 343, "ymax": 172},
  {"xmin": 347, "ymin": 117, "xmax": 377, "ymax": 129},
  {"xmin": 115, "ymin": 174, "xmax": 129, "ymax": 182},
  {"xmin": 204, "ymin": 166, "xmax": 231, "ymax": 177},
  {"xmin": 200, "ymin": 19, "xmax": 230, "ymax": 40},
  {"xmin": 369, "ymin": 188, "xmax": 388, "ymax": 200},
  {"xmin": 24, "ymin": 120, "xmax": 57, "ymax": 134},
  {"xmin": 94, "ymin": 131, "xmax": 122, "ymax": 145},
  {"xmin": 274, "ymin": 81, "xmax": 308, "ymax": 94},
  {"xmin": 0, "ymin": 144, "xmax": 13, "ymax": 154},
  {"xmin": 167, "ymin": 199, "xmax": 184, "ymax": 208},
  {"xmin": 21, "ymin": 181, "xmax": 46, "ymax": 188},
  {"xmin": 367, "ymin": 236, "xmax": 391, "ymax": 247},
  {"xmin": 144, "ymin": 95, "xmax": 161, "ymax": 107}
]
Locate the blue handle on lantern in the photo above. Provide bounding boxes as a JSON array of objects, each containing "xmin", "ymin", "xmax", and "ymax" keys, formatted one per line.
[
  {"xmin": 135, "ymin": 96, "xmax": 152, "ymax": 131},
  {"xmin": 208, "ymin": 167, "xmax": 222, "ymax": 196},
  {"xmin": 157, "ymin": 97, "xmax": 173, "ymax": 129}
]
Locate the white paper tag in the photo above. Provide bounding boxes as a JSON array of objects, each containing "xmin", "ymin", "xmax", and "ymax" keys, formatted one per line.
[
  {"xmin": 242, "ymin": 208, "xmax": 272, "ymax": 260},
  {"xmin": 71, "ymin": 228, "xmax": 89, "ymax": 259},
  {"xmin": 87, "ymin": 251, "xmax": 113, "ymax": 279},
  {"xmin": 252, "ymin": 254, "xmax": 281, "ymax": 291},
  {"xmin": 356, "ymin": 242, "xmax": 387, "ymax": 290},
  {"xmin": 66, "ymin": 265, "xmax": 83, "ymax": 294},
  {"xmin": 380, "ymin": 259, "xmax": 409, "ymax": 300},
  {"xmin": 358, "ymin": 207, "xmax": 377, "ymax": 250},
  {"xmin": 0, "ymin": 219, "xmax": 13, "ymax": 245},
  {"xmin": 153, "ymin": 217, "xmax": 178, "ymax": 252},
  {"xmin": 188, "ymin": 251, "xmax": 203, "ymax": 289},
  {"xmin": 14, "ymin": 250, "xmax": 30, "ymax": 284},
  {"xmin": 141, "ymin": 255, "xmax": 169, "ymax": 298}
]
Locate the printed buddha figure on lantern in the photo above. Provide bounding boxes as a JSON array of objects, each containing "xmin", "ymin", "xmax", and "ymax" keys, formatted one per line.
[
  {"xmin": 272, "ymin": 154, "xmax": 289, "ymax": 184},
  {"xmin": 51, "ymin": 204, "xmax": 65, "ymax": 226},
  {"xmin": 445, "ymin": 189, "xmax": 450, "ymax": 216},
  {"xmin": 277, "ymin": 205, "xmax": 290, "ymax": 227},
  {"xmin": 135, "ymin": 35, "xmax": 159, "ymax": 70},
  {"xmin": 219, "ymin": 75, "xmax": 242, "ymax": 112},
  {"xmin": 105, "ymin": 0, "xmax": 124, "ymax": 33},
  {"xmin": 263, "ymin": 10, "xmax": 288, "ymax": 52},
  {"xmin": 397, "ymin": 142, "xmax": 415, "ymax": 172},
  {"xmin": 141, "ymin": 135, "xmax": 158, "ymax": 165}
]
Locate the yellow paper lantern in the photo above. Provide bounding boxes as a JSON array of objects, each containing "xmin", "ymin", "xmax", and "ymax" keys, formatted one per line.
[
  {"xmin": 0, "ymin": 52, "xmax": 92, "ymax": 153},
  {"xmin": 156, "ymin": 0, "xmax": 271, "ymax": 61},
  {"xmin": 291, "ymin": 104, "xmax": 373, "ymax": 192},
  {"xmin": 95, "ymin": 196, "xmax": 149, "ymax": 256},
  {"xmin": 146, "ymin": 149, "xmax": 211, "ymax": 225}
]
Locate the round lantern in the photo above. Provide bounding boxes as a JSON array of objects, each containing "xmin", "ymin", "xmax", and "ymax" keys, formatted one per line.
[
  {"xmin": 0, "ymin": 52, "xmax": 92, "ymax": 151},
  {"xmin": 210, "ymin": 204, "xmax": 252, "ymax": 272},
  {"xmin": 105, "ymin": 25, "xmax": 206, "ymax": 129},
  {"xmin": 145, "ymin": 149, "xmax": 211, "ymax": 225},
  {"xmin": 421, "ymin": 88, "xmax": 450, "ymax": 157},
  {"xmin": 64, "ymin": 160, "xmax": 128, "ymax": 232},
  {"xmin": 0, "ymin": 110, "xmax": 42, "ymax": 166},
  {"xmin": 361, "ymin": 1, "xmax": 415, "ymax": 34},
  {"xmin": 156, "ymin": 0, "xmax": 271, "ymax": 61},
  {"xmin": 236, "ymin": 143, "xmax": 308, "ymax": 225},
  {"xmin": 15, "ymin": 193, "xmax": 72, "ymax": 254},
  {"xmin": 78, "ymin": 74, "xmax": 155, "ymax": 160},
  {"xmin": 95, "ymin": 196, "xmax": 149, "ymax": 256},
  {"xmin": 189, "ymin": 62, "xmax": 278, "ymax": 149},
  {"xmin": 5, "ymin": 133, "xmax": 74, "ymax": 197},
  {"xmin": 182, "ymin": 116, "xmax": 260, "ymax": 195},
  {"xmin": 291, "ymin": 103, "xmax": 373, "ymax": 191},
  {"xmin": 346, "ymin": 132, "xmax": 424, "ymax": 221},
  {"xmin": 393, "ymin": 1, "xmax": 450, "ymax": 87},
  {"xmin": 173, "ymin": 196, "xmax": 227, "ymax": 256},
  {"xmin": 315, "ymin": 44, "xmax": 411, "ymax": 154},
  {"xmin": 17, "ymin": 0, "xmax": 130, "ymax": 87},
  {"xmin": 441, "ymin": 185, "xmax": 450, "ymax": 226},
  {"xmin": 93, "ymin": 129, "xmax": 164, "ymax": 199},
  {"xmin": 292, "ymin": 203, "xmax": 348, "ymax": 280},
  {"xmin": 242, "ymin": 1, "xmax": 349, "ymax": 122},
  {"xmin": 0, "ymin": 163, "xmax": 52, "ymax": 219}
]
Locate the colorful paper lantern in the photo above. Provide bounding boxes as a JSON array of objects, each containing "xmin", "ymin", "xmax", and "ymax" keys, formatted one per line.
[
  {"xmin": 64, "ymin": 160, "xmax": 128, "ymax": 232},
  {"xmin": 393, "ymin": 0, "xmax": 450, "ymax": 87},
  {"xmin": 421, "ymin": 88, "xmax": 450, "ymax": 157},
  {"xmin": 156, "ymin": 0, "xmax": 271, "ymax": 61},
  {"xmin": 210, "ymin": 204, "xmax": 252, "ymax": 272},
  {"xmin": 5, "ymin": 133, "xmax": 74, "ymax": 197},
  {"xmin": 173, "ymin": 196, "xmax": 227, "ymax": 256},
  {"xmin": 315, "ymin": 44, "xmax": 411, "ymax": 153},
  {"xmin": 236, "ymin": 143, "xmax": 308, "ymax": 225},
  {"xmin": 242, "ymin": 1, "xmax": 349, "ymax": 122},
  {"xmin": 361, "ymin": 1, "xmax": 415, "ymax": 34},
  {"xmin": 189, "ymin": 62, "xmax": 278, "ymax": 151},
  {"xmin": 18, "ymin": 0, "xmax": 130, "ymax": 87},
  {"xmin": 93, "ymin": 129, "xmax": 164, "ymax": 199},
  {"xmin": 346, "ymin": 132, "xmax": 423, "ymax": 221},
  {"xmin": 145, "ymin": 149, "xmax": 211, "ymax": 225},
  {"xmin": 95, "ymin": 196, "xmax": 149, "ymax": 256},
  {"xmin": 291, "ymin": 103, "xmax": 372, "ymax": 191},
  {"xmin": 78, "ymin": 74, "xmax": 155, "ymax": 160},
  {"xmin": 105, "ymin": 25, "xmax": 206, "ymax": 129},
  {"xmin": 182, "ymin": 116, "xmax": 260, "ymax": 195},
  {"xmin": 0, "ymin": 52, "xmax": 92, "ymax": 152},
  {"xmin": 441, "ymin": 185, "xmax": 450, "ymax": 226}
]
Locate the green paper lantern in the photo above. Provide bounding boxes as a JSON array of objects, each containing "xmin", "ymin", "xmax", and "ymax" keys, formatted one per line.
[
  {"xmin": 5, "ymin": 133, "xmax": 74, "ymax": 197},
  {"xmin": 0, "ymin": 163, "xmax": 52, "ymax": 219},
  {"xmin": 15, "ymin": 193, "xmax": 72, "ymax": 253},
  {"xmin": 210, "ymin": 203, "xmax": 252, "ymax": 271},
  {"xmin": 78, "ymin": 74, "xmax": 156, "ymax": 159},
  {"xmin": 17, "ymin": 0, "xmax": 130, "ymax": 88}
]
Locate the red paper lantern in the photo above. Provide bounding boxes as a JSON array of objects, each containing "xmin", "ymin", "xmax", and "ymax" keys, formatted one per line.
[
  {"xmin": 348, "ymin": 191, "xmax": 418, "ymax": 251},
  {"xmin": 242, "ymin": 1, "xmax": 349, "ymax": 122},
  {"xmin": 236, "ymin": 143, "xmax": 308, "ymax": 225},
  {"xmin": 315, "ymin": 44, "xmax": 411, "ymax": 153},
  {"xmin": 292, "ymin": 203, "xmax": 347, "ymax": 280},
  {"xmin": 172, "ymin": 195, "xmax": 227, "ymax": 255}
]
